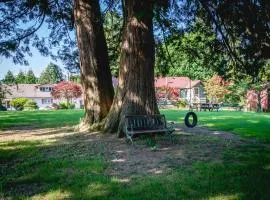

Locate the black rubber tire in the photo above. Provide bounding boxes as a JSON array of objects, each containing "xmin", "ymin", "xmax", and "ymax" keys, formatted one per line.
[{"xmin": 184, "ymin": 112, "xmax": 198, "ymax": 128}]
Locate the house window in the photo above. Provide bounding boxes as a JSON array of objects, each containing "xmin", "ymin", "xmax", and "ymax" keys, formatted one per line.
[
  {"xmin": 194, "ymin": 87, "xmax": 199, "ymax": 98},
  {"xmin": 42, "ymin": 98, "xmax": 53, "ymax": 104},
  {"xmin": 180, "ymin": 89, "xmax": 187, "ymax": 98},
  {"xmin": 40, "ymin": 87, "xmax": 52, "ymax": 92}
]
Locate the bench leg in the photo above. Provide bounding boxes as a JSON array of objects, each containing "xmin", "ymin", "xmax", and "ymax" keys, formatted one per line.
[
  {"xmin": 126, "ymin": 134, "xmax": 133, "ymax": 145},
  {"xmin": 165, "ymin": 131, "xmax": 174, "ymax": 144}
]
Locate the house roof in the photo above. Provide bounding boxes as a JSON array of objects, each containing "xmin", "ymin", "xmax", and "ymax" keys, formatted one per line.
[
  {"xmin": 3, "ymin": 84, "xmax": 55, "ymax": 99},
  {"xmin": 155, "ymin": 77, "xmax": 201, "ymax": 89}
]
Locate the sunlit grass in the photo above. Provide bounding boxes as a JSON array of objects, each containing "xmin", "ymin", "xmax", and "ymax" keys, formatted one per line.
[
  {"xmin": 0, "ymin": 109, "xmax": 84, "ymax": 130},
  {"xmin": 161, "ymin": 109, "xmax": 270, "ymax": 141}
]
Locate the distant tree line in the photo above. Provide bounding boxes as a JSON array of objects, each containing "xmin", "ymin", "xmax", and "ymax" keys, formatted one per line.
[{"xmin": 2, "ymin": 62, "xmax": 64, "ymax": 85}]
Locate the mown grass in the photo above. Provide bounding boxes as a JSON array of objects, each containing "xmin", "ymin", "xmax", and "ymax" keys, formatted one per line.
[
  {"xmin": 1, "ymin": 109, "xmax": 269, "ymax": 141},
  {"xmin": 1, "ymin": 136, "xmax": 270, "ymax": 199},
  {"xmin": 1, "ymin": 109, "xmax": 270, "ymax": 199},
  {"xmin": 161, "ymin": 110, "xmax": 270, "ymax": 142},
  {"xmin": 0, "ymin": 110, "xmax": 84, "ymax": 130}
]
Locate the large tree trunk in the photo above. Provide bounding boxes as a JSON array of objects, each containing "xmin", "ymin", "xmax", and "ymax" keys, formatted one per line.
[
  {"xmin": 73, "ymin": 0, "xmax": 114, "ymax": 130},
  {"xmin": 103, "ymin": 0, "xmax": 159, "ymax": 136}
]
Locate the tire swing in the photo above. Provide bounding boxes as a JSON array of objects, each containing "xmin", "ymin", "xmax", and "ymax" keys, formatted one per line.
[
  {"xmin": 184, "ymin": 64, "xmax": 198, "ymax": 128},
  {"xmin": 184, "ymin": 112, "xmax": 197, "ymax": 128}
]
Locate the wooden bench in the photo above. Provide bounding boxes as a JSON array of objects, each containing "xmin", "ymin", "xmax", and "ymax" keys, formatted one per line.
[{"xmin": 124, "ymin": 114, "xmax": 175, "ymax": 144}]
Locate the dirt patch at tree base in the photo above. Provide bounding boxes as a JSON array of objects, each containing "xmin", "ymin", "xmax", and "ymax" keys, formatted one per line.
[{"xmin": 0, "ymin": 123, "xmax": 254, "ymax": 178}]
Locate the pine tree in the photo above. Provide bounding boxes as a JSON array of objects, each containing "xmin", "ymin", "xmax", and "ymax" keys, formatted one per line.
[
  {"xmin": 2, "ymin": 70, "xmax": 16, "ymax": 84},
  {"xmin": 16, "ymin": 70, "xmax": 26, "ymax": 84},
  {"xmin": 39, "ymin": 63, "xmax": 64, "ymax": 84},
  {"xmin": 25, "ymin": 69, "xmax": 38, "ymax": 84}
]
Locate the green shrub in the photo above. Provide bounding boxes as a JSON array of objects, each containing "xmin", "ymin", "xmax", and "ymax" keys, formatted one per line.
[
  {"xmin": 176, "ymin": 99, "xmax": 188, "ymax": 108},
  {"xmin": 58, "ymin": 102, "xmax": 75, "ymax": 109},
  {"xmin": 58, "ymin": 102, "xmax": 68, "ymax": 109},
  {"xmin": 10, "ymin": 98, "xmax": 29, "ymax": 110},
  {"xmin": 24, "ymin": 100, "xmax": 38, "ymax": 111}
]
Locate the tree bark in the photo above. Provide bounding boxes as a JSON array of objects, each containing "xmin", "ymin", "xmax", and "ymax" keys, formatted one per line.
[
  {"xmin": 73, "ymin": 0, "xmax": 114, "ymax": 130},
  {"xmin": 103, "ymin": 0, "xmax": 159, "ymax": 136},
  {"xmin": 256, "ymin": 91, "xmax": 262, "ymax": 112}
]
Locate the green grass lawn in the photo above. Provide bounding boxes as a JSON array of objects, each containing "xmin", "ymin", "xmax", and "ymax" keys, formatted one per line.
[
  {"xmin": 1, "ymin": 109, "xmax": 269, "ymax": 141},
  {"xmin": 161, "ymin": 110, "xmax": 270, "ymax": 142},
  {"xmin": 1, "ymin": 138, "xmax": 270, "ymax": 199},
  {"xmin": 0, "ymin": 109, "xmax": 84, "ymax": 130},
  {"xmin": 1, "ymin": 109, "xmax": 270, "ymax": 199},
  {"xmin": 1, "ymin": 136, "xmax": 269, "ymax": 200}
]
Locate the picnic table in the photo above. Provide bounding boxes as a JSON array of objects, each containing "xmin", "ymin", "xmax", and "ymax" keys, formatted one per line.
[{"xmin": 193, "ymin": 103, "xmax": 220, "ymax": 112}]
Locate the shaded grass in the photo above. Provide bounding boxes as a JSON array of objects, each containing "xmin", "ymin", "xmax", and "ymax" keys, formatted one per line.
[
  {"xmin": 161, "ymin": 109, "xmax": 270, "ymax": 142},
  {"xmin": 0, "ymin": 136, "xmax": 270, "ymax": 199}
]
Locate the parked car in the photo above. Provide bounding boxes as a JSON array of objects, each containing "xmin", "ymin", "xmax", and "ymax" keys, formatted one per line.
[{"xmin": 0, "ymin": 105, "xmax": 7, "ymax": 111}]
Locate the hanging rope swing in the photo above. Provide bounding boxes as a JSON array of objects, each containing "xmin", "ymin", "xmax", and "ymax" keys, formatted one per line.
[
  {"xmin": 160, "ymin": 23, "xmax": 198, "ymax": 128},
  {"xmin": 184, "ymin": 65, "xmax": 198, "ymax": 128}
]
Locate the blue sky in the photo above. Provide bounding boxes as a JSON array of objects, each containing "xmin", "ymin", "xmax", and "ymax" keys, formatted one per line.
[
  {"xmin": 0, "ymin": 23, "xmax": 68, "ymax": 79},
  {"xmin": 0, "ymin": 51, "xmax": 65, "ymax": 79}
]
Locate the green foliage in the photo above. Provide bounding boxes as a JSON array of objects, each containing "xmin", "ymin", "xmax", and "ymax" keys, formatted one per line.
[
  {"xmin": 155, "ymin": 18, "xmax": 228, "ymax": 81},
  {"xmin": 23, "ymin": 100, "xmax": 38, "ymax": 111},
  {"xmin": 25, "ymin": 69, "xmax": 38, "ymax": 84},
  {"xmin": 2, "ymin": 70, "xmax": 16, "ymax": 84},
  {"xmin": 176, "ymin": 99, "xmax": 188, "ymax": 108},
  {"xmin": 39, "ymin": 63, "xmax": 64, "ymax": 84},
  {"xmin": 10, "ymin": 98, "xmax": 29, "ymax": 111},
  {"xmin": 15, "ymin": 70, "xmax": 26, "ymax": 84},
  {"xmin": 58, "ymin": 102, "xmax": 75, "ymax": 110},
  {"xmin": 104, "ymin": 11, "xmax": 122, "ymax": 76},
  {"xmin": 199, "ymin": 1, "xmax": 270, "ymax": 80},
  {"xmin": 224, "ymin": 82, "xmax": 249, "ymax": 106},
  {"xmin": 70, "ymin": 74, "xmax": 80, "ymax": 83}
]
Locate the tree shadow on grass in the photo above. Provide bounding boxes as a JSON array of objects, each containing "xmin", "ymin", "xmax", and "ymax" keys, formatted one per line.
[{"xmin": 0, "ymin": 132, "xmax": 270, "ymax": 199}]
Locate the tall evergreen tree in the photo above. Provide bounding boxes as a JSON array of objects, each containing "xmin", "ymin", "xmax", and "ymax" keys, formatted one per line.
[
  {"xmin": 25, "ymin": 69, "xmax": 38, "ymax": 84},
  {"xmin": 2, "ymin": 70, "xmax": 16, "ymax": 84},
  {"xmin": 16, "ymin": 70, "xmax": 26, "ymax": 84},
  {"xmin": 39, "ymin": 63, "xmax": 64, "ymax": 84},
  {"xmin": 104, "ymin": 0, "xmax": 169, "ymax": 135},
  {"xmin": 74, "ymin": 0, "xmax": 114, "ymax": 129}
]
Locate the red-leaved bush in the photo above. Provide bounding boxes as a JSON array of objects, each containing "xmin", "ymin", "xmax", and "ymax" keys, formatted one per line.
[
  {"xmin": 51, "ymin": 81, "xmax": 82, "ymax": 102},
  {"xmin": 155, "ymin": 86, "xmax": 179, "ymax": 100},
  {"xmin": 247, "ymin": 89, "xmax": 269, "ymax": 111}
]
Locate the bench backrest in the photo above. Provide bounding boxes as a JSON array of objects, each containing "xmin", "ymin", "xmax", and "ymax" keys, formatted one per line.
[{"xmin": 124, "ymin": 114, "xmax": 167, "ymax": 132}]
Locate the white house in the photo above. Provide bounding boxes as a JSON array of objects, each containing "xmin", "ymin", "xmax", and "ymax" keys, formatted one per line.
[
  {"xmin": 155, "ymin": 77, "xmax": 207, "ymax": 104},
  {"xmin": 2, "ymin": 84, "xmax": 83, "ymax": 110}
]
